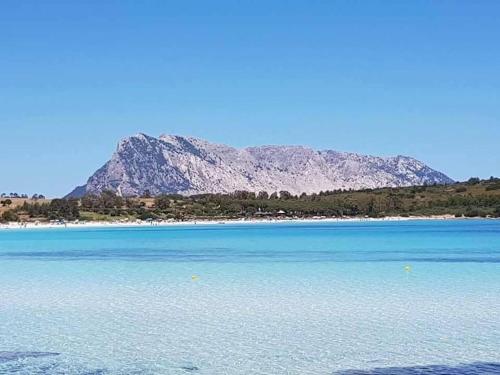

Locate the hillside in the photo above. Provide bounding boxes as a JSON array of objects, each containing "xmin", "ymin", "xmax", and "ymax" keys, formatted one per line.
[{"xmin": 4, "ymin": 178, "xmax": 500, "ymax": 223}]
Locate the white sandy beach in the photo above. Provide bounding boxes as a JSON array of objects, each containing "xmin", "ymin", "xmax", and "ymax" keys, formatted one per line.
[{"xmin": 0, "ymin": 215, "xmax": 471, "ymax": 230}]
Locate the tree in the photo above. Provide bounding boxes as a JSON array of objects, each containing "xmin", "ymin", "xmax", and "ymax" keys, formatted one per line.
[
  {"xmin": 257, "ymin": 191, "xmax": 269, "ymax": 200},
  {"xmin": 367, "ymin": 198, "xmax": 377, "ymax": 216},
  {"xmin": 125, "ymin": 198, "xmax": 143, "ymax": 209},
  {"xmin": 467, "ymin": 177, "xmax": 481, "ymax": 185},
  {"xmin": 1, "ymin": 199, "xmax": 12, "ymax": 207},
  {"xmin": 100, "ymin": 190, "xmax": 123, "ymax": 209},
  {"xmin": 279, "ymin": 191, "xmax": 292, "ymax": 200},
  {"xmin": 47, "ymin": 199, "xmax": 80, "ymax": 220},
  {"xmin": 81, "ymin": 194, "xmax": 99, "ymax": 210},
  {"xmin": 155, "ymin": 195, "xmax": 171, "ymax": 210},
  {"xmin": 231, "ymin": 190, "xmax": 255, "ymax": 200}
]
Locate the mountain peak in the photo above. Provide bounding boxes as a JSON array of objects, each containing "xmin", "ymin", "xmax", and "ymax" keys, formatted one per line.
[{"xmin": 67, "ymin": 134, "xmax": 453, "ymax": 197}]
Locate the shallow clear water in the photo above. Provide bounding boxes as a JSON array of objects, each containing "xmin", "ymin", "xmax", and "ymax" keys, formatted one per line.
[{"xmin": 0, "ymin": 220, "xmax": 499, "ymax": 374}]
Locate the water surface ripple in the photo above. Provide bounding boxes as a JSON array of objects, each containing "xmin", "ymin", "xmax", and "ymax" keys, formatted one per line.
[{"xmin": 1, "ymin": 220, "xmax": 499, "ymax": 374}]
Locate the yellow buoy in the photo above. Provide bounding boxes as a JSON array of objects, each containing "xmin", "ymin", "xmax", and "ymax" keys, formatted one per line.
[
  {"xmin": 191, "ymin": 275, "xmax": 199, "ymax": 281},
  {"xmin": 404, "ymin": 265, "xmax": 412, "ymax": 272}
]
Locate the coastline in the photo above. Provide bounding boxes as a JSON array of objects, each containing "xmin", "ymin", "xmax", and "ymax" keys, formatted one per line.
[{"xmin": 0, "ymin": 214, "xmax": 492, "ymax": 230}]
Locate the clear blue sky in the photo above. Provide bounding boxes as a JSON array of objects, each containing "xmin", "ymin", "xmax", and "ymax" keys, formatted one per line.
[{"xmin": 1, "ymin": 1, "xmax": 499, "ymax": 197}]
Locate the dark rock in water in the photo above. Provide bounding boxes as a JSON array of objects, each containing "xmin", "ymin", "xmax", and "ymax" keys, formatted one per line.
[
  {"xmin": 81, "ymin": 370, "xmax": 108, "ymax": 375},
  {"xmin": 334, "ymin": 361, "xmax": 500, "ymax": 374},
  {"xmin": 180, "ymin": 365, "xmax": 200, "ymax": 372},
  {"xmin": 0, "ymin": 351, "xmax": 60, "ymax": 363}
]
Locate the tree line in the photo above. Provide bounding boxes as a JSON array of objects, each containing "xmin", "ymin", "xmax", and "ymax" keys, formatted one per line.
[{"xmin": 2, "ymin": 177, "xmax": 500, "ymax": 222}]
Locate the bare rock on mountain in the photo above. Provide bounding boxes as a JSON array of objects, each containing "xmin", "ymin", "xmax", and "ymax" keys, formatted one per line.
[{"xmin": 67, "ymin": 133, "xmax": 453, "ymax": 197}]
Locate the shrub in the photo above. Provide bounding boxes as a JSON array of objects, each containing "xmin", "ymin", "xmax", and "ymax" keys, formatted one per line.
[
  {"xmin": 1, "ymin": 210, "xmax": 19, "ymax": 222},
  {"xmin": 139, "ymin": 211, "xmax": 157, "ymax": 220},
  {"xmin": 494, "ymin": 206, "xmax": 500, "ymax": 218},
  {"xmin": 464, "ymin": 208, "xmax": 480, "ymax": 217},
  {"xmin": 485, "ymin": 184, "xmax": 500, "ymax": 191}
]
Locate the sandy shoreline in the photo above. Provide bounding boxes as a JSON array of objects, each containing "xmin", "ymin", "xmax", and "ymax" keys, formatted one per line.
[{"xmin": 0, "ymin": 214, "xmax": 490, "ymax": 230}]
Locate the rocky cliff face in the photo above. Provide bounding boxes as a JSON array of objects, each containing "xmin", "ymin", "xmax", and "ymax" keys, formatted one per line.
[{"xmin": 68, "ymin": 133, "xmax": 453, "ymax": 197}]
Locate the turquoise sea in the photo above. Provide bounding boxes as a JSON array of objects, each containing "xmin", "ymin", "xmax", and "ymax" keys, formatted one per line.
[{"xmin": 0, "ymin": 220, "xmax": 499, "ymax": 374}]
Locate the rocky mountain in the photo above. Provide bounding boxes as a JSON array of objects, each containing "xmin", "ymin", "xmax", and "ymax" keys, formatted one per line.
[{"xmin": 68, "ymin": 133, "xmax": 453, "ymax": 197}]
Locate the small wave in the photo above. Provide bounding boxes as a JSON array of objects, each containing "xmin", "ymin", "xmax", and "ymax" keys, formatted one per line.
[
  {"xmin": 0, "ymin": 351, "xmax": 60, "ymax": 363},
  {"xmin": 335, "ymin": 361, "xmax": 500, "ymax": 374}
]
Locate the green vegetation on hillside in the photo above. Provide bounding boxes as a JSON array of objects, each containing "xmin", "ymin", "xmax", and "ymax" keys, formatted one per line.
[{"xmin": 3, "ymin": 177, "xmax": 500, "ymax": 223}]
